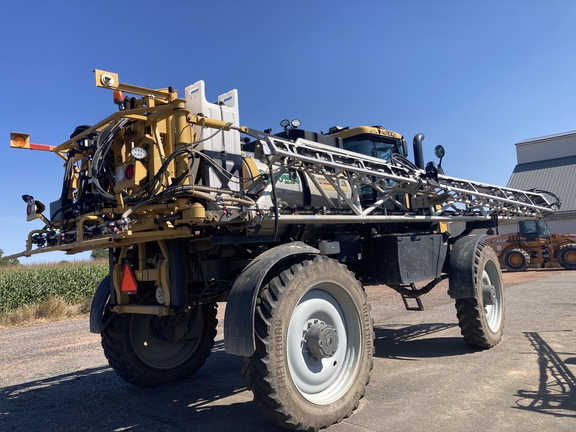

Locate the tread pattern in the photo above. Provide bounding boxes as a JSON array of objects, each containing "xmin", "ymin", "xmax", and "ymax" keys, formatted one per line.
[
  {"xmin": 455, "ymin": 298, "xmax": 492, "ymax": 349},
  {"xmin": 244, "ymin": 256, "xmax": 373, "ymax": 431},
  {"xmin": 502, "ymin": 247, "xmax": 530, "ymax": 272},
  {"xmin": 455, "ymin": 243, "xmax": 504, "ymax": 350},
  {"xmin": 102, "ymin": 303, "xmax": 217, "ymax": 387},
  {"xmin": 558, "ymin": 244, "xmax": 576, "ymax": 270}
]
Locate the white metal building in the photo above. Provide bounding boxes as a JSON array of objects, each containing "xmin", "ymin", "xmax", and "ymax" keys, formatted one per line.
[
  {"xmin": 448, "ymin": 130, "xmax": 576, "ymax": 237},
  {"xmin": 504, "ymin": 130, "xmax": 576, "ymax": 234}
]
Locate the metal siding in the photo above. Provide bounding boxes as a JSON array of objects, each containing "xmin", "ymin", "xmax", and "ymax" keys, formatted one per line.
[
  {"xmin": 547, "ymin": 219, "xmax": 576, "ymax": 233},
  {"xmin": 507, "ymin": 163, "xmax": 576, "ymax": 212}
]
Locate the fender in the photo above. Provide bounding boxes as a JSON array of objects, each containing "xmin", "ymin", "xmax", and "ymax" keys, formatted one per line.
[
  {"xmin": 89, "ymin": 275, "xmax": 116, "ymax": 333},
  {"xmin": 224, "ymin": 242, "xmax": 319, "ymax": 356},
  {"xmin": 448, "ymin": 234, "xmax": 488, "ymax": 299}
]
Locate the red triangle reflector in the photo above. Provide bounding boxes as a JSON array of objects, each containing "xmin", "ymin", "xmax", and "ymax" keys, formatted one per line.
[{"xmin": 121, "ymin": 263, "xmax": 138, "ymax": 295}]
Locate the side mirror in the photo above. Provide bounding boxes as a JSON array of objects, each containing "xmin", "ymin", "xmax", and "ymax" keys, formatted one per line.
[
  {"xmin": 434, "ymin": 145, "xmax": 445, "ymax": 175},
  {"xmin": 434, "ymin": 145, "xmax": 445, "ymax": 159}
]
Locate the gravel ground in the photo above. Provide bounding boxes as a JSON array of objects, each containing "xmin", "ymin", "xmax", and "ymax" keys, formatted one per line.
[
  {"xmin": 0, "ymin": 268, "xmax": 571, "ymax": 431},
  {"xmin": 0, "ymin": 268, "xmax": 555, "ymax": 387}
]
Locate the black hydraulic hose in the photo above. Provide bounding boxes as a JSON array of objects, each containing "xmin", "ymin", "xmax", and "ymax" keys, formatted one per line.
[
  {"xmin": 92, "ymin": 119, "xmax": 129, "ymax": 202},
  {"xmin": 59, "ymin": 155, "xmax": 75, "ymax": 205},
  {"xmin": 268, "ymin": 161, "xmax": 279, "ymax": 242},
  {"xmin": 120, "ymin": 184, "xmax": 217, "ymax": 221},
  {"xmin": 392, "ymin": 275, "xmax": 448, "ymax": 297},
  {"xmin": 142, "ymin": 145, "xmax": 193, "ymax": 198}
]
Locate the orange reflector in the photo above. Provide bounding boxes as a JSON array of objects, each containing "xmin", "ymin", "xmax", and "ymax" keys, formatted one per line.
[
  {"xmin": 113, "ymin": 90, "xmax": 125, "ymax": 105},
  {"xmin": 121, "ymin": 263, "xmax": 138, "ymax": 295},
  {"xmin": 10, "ymin": 132, "xmax": 30, "ymax": 149},
  {"xmin": 13, "ymin": 136, "xmax": 27, "ymax": 147}
]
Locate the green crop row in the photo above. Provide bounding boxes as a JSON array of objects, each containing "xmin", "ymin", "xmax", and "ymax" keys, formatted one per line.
[{"xmin": 0, "ymin": 261, "xmax": 108, "ymax": 313}]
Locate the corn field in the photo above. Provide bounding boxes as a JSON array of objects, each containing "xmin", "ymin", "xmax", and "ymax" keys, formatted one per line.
[{"xmin": 0, "ymin": 261, "xmax": 108, "ymax": 313}]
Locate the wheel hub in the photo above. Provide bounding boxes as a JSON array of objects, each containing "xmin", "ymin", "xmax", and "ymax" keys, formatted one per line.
[
  {"xmin": 150, "ymin": 315, "xmax": 190, "ymax": 342},
  {"xmin": 482, "ymin": 284, "xmax": 496, "ymax": 306},
  {"xmin": 304, "ymin": 321, "xmax": 339, "ymax": 360}
]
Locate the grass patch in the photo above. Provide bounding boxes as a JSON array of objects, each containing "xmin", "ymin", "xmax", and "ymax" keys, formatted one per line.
[
  {"xmin": 0, "ymin": 295, "xmax": 92, "ymax": 329},
  {"xmin": 0, "ymin": 260, "xmax": 107, "ymax": 328}
]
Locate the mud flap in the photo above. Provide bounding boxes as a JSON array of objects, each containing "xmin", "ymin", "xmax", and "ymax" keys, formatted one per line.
[
  {"xmin": 224, "ymin": 242, "xmax": 319, "ymax": 356},
  {"xmin": 448, "ymin": 235, "xmax": 486, "ymax": 299},
  {"xmin": 89, "ymin": 275, "xmax": 116, "ymax": 334}
]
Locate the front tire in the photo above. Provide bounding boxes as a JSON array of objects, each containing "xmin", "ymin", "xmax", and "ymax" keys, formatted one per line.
[
  {"xmin": 558, "ymin": 244, "xmax": 576, "ymax": 270},
  {"xmin": 102, "ymin": 302, "xmax": 217, "ymax": 387},
  {"xmin": 502, "ymin": 247, "xmax": 530, "ymax": 272},
  {"xmin": 455, "ymin": 243, "xmax": 505, "ymax": 349},
  {"xmin": 245, "ymin": 256, "xmax": 373, "ymax": 431}
]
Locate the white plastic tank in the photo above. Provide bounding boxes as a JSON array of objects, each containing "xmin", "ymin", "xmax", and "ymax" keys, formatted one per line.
[{"xmin": 185, "ymin": 81, "xmax": 241, "ymax": 191}]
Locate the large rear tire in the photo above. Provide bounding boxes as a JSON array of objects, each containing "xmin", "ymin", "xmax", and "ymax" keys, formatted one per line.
[
  {"xmin": 558, "ymin": 244, "xmax": 576, "ymax": 270},
  {"xmin": 502, "ymin": 247, "xmax": 530, "ymax": 272},
  {"xmin": 102, "ymin": 302, "xmax": 217, "ymax": 387},
  {"xmin": 245, "ymin": 256, "xmax": 373, "ymax": 431},
  {"xmin": 455, "ymin": 243, "xmax": 505, "ymax": 349}
]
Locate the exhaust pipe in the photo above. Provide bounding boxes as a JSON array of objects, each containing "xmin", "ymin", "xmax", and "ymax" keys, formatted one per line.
[{"xmin": 413, "ymin": 133, "xmax": 425, "ymax": 169}]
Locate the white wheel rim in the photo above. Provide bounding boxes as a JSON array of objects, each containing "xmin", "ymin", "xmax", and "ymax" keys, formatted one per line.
[
  {"xmin": 286, "ymin": 286, "xmax": 362, "ymax": 404},
  {"xmin": 481, "ymin": 261, "xmax": 503, "ymax": 332}
]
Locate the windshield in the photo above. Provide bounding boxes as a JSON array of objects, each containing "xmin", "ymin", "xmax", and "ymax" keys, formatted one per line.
[
  {"xmin": 342, "ymin": 136, "xmax": 404, "ymax": 203},
  {"xmin": 343, "ymin": 137, "xmax": 404, "ymax": 161},
  {"xmin": 537, "ymin": 219, "xmax": 551, "ymax": 236},
  {"xmin": 521, "ymin": 219, "xmax": 551, "ymax": 237}
]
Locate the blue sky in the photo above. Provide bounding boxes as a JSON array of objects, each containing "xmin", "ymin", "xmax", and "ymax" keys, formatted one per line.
[{"xmin": 2, "ymin": 0, "xmax": 576, "ymax": 263}]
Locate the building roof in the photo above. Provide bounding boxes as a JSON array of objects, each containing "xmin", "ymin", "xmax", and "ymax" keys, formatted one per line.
[
  {"xmin": 508, "ymin": 156, "xmax": 576, "ymax": 212},
  {"xmin": 516, "ymin": 129, "xmax": 576, "ymax": 145}
]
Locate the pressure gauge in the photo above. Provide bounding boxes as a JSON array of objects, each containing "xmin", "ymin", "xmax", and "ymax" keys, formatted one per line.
[{"xmin": 130, "ymin": 147, "xmax": 148, "ymax": 160}]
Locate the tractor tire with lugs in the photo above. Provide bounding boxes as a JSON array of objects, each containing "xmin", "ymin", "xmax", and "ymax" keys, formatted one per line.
[
  {"xmin": 455, "ymin": 243, "xmax": 505, "ymax": 349},
  {"xmin": 102, "ymin": 302, "xmax": 217, "ymax": 387},
  {"xmin": 244, "ymin": 255, "xmax": 374, "ymax": 431},
  {"xmin": 502, "ymin": 247, "xmax": 530, "ymax": 272}
]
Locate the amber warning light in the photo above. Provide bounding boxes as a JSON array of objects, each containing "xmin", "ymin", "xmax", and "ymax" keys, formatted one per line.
[
  {"xmin": 10, "ymin": 132, "xmax": 55, "ymax": 151},
  {"xmin": 113, "ymin": 90, "xmax": 125, "ymax": 106}
]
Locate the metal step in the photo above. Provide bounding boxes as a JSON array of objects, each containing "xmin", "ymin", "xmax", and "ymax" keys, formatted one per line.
[{"xmin": 401, "ymin": 283, "xmax": 424, "ymax": 311}]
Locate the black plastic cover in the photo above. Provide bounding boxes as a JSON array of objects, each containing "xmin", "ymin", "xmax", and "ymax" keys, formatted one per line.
[{"xmin": 347, "ymin": 233, "xmax": 448, "ymax": 285}]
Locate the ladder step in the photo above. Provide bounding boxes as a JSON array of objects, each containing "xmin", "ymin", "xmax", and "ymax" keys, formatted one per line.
[
  {"xmin": 401, "ymin": 295, "xmax": 424, "ymax": 311},
  {"xmin": 401, "ymin": 283, "xmax": 424, "ymax": 311}
]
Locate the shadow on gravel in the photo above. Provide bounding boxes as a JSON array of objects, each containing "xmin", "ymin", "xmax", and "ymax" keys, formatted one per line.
[
  {"xmin": 0, "ymin": 341, "xmax": 283, "ymax": 432},
  {"xmin": 373, "ymin": 322, "xmax": 475, "ymax": 360},
  {"xmin": 513, "ymin": 331, "xmax": 576, "ymax": 418}
]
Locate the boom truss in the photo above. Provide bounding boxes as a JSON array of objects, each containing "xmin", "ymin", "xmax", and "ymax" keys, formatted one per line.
[{"xmin": 243, "ymin": 129, "xmax": 558, "ymax": 225}]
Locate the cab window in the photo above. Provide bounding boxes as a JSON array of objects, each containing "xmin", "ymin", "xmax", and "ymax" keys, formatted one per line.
[{"xmin": 343, "ymin": 137, "xmax": 404, "ymax": 161}]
